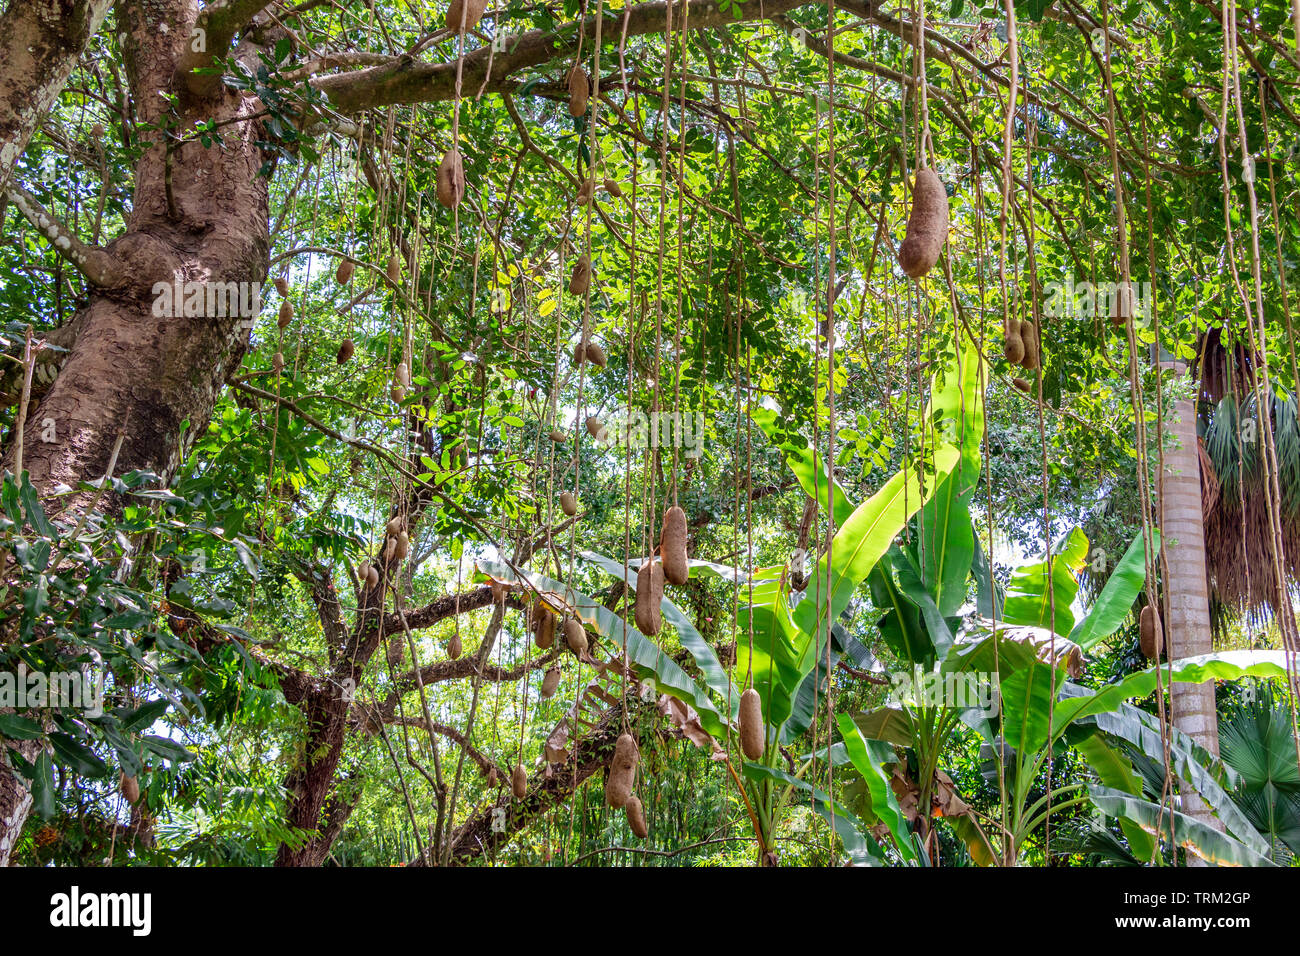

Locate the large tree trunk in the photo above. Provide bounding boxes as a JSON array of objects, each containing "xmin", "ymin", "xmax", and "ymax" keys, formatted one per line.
[
  {"xmin": 1158, "ymin": 362, "xmax": 1222, "ymax": 860},
  {"xmin": 0, "ymin": 0, "xmax": 114, "ymax": 195},
  {"xmin": 0, "ymin": 0, "xmax": 271, "ymax": 863}
]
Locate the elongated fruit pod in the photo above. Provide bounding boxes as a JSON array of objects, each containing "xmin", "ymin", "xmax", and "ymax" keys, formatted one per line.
[
  {"xmin": 357, "ymin": 560, "xmax": 373, "ymax": 590},
  {"xmin": 585, "ymin": 342, "xmax": 607, "ymax": 367},
  {"xmin": 395, "ymin": 362, "xmax": 410, "ymax": 387},
  {"xmin": 606, "ymin": 733, "xmax": 638, "ymax": 808},
  {"xmin": 576, "ymin": 178, "xmax": 595, "ymax": 205},
  {"xmin": 446, "ymin": 0, "xmax": 488, "ymax": 33},
  {"xmin": 625, "ymin": 794, "xmax": 648, "ymax": 838},
  {"xmin": 271, "ymin": 351, "xmax": 284, "ymax": 373},
  {"xmin": 336, "ymin": 259, "xmax": 355, "ymax": 285},
  {"xmin": 384, "ymin": 535, "xmax": 397, "ymax": 562},
  {"xmin": 274, "ymin": 276, "xmax": 290, "ymax": 297},
  {"xmin": 559, "ymin": 491, "xmax": 577, "ymax": 516},
  {"xmin": 534, "ymin": 607, "xmax": 556, "ymax": 649},
  {"xmin": 585, "ymin": 416, "xmax": 606, "ymax": 441},
  {"xmin": 1020, "ymin": 321, "xmax": 1040, "ymax": 370},
  {"xmin": 573, "ymin": 341, "xmax": 588, "ymax": 364},
  {"xmin": 385, "ymin": 253, "xmax": 401, "ymax": 285},
  {"xmin": 603, "ymin": 178, "xmax": 624, "ymax": 198},
  {"xmin": 634, "ymin": 559, "xmax": 664, "ymax": 636},
  {"xmin": 366, "ymin": 565, "xmax": 380, "ymax": 589},
  {"xmin": 393, "ymin": 531, "xmax": 410, "ymax": 559},
  {"xmin": 391, "ymin": 384, "xmax": 406, "ymax": 403},
  {"xmin": 386, "ymin": 515, "xmax": 405, "ymax": 536},
  {"xmin": 1003, "ymin": 320, "xmax": 1025, "ymax": 365},
  {"xmin": 564, "ymin": 617, "xmax": 588, "ymax": 656},
  {"xmin": 512, "ymin": 763, "xmax": 527, "ymax": 799},
  {"xmin": 660, "ymin": 505, "xmax": 688, "ymax": 586},
  {"xmin": 739, "ymin": 687, "xmax": 764, "ymax": 760},
  {"xmin": 121, "ymin": 772, "xmax": 140, "ymax": 805},
  {"xmin": 336, "ymin": 339, "xmax": 355, "ymax": 364},
  {"xmin": 436, "ymin": 149, "xmax": 465, "ymax": 209},
  {"xmin": 568, "ymin": 64, "xmax": 589, "ymax": 117},
  {"xmin": 1012, "ymin": 377, "xmax": 1032, "ymax": 393},
  {"xmin": 541, "ymin": 666, "xmax": 561, "ymax": 699},
  {"xmin": 277, "ymin": 300, "xmax": 293, "ymax": 329},
  {"xmin": 1140, "ymin": 604, "xmax": 1163, "ymax": 660},
  {"xmin": 447, "ymin": 632, "xmax": 462, "ymax": 660},
  {"xmin": 549, "ymin": 427, "xmax": 567, "ymax": 443},
  {"xmin": 569, "ymin": 255, "xmax": 591, "ymax": 295},
  {"xmin": 897, "ymin": 167, "xmax": 949, "ymax": 279}
]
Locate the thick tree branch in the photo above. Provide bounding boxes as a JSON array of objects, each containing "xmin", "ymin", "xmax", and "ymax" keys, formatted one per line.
[{"xmin": 4, "ymin": 183, "xmax": 128, "ymax": 287}]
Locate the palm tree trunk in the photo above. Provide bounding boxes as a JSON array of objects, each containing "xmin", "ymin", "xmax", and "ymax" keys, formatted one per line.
[{"xmin": 1158, "ymin": 362, "xmax": 1222, "ymax": 862}]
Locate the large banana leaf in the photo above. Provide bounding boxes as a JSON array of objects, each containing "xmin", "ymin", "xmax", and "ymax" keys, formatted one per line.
[
  {"xmin": 578, "ymin": 550, "xmax": 739, "ymax": 720},
  {"xmin": 869, "ymin": 553, "xmax": 936, "ymax": 669},
  {"xmin": 1087, "ymin": 785, "xmax": 1278, "ymax": 867},
  {"xmin": 735, "ymin": 564, "xmax": 805, "ymax": 729},
  {"xmin": 915, "ymin": 338, "xmax": 985, "ymax": 617},
  {"xmin": 1068, "ymin": 530, "xmax": 1159, "ymax": 650},
  {"xmin": 475, "ymin": 559, "xmax": 730, "ymax": 738},
  {"xmin": 1073, "ymin": 734, "xmax": 1157, "ymax": 862},
  {"xmin": 743, "ymin": 762, "xmax": 885, "ymax": 866},
  {"xmin": 836, "ymin": 713, "xmax": 922, "ymax": 862},
  {"xmin": 1001, "ymin": 527, "xmax": 1090, "ymax": 635},
  {"xmin": 750, "ymin": 406, "xmax": 857, "ymax": 527}
]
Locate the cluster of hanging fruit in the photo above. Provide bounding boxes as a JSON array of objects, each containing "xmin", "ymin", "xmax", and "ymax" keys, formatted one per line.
[
  {"xmin": 1004, "ymin": 317, "xmax": 1041, "ymax": 393},
  {"xmin": 606, "ymin": 733, "xmax": 649, "ymax": 838}
]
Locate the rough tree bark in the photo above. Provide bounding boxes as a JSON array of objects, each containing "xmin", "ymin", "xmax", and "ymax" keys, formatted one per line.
[
  {"xmin": 0, "ymin": 0, "xmax": 274, "ymax": 864},
  {"xmin": 0, "ymin": 0, "xmax": 115, "ymax": 195}
]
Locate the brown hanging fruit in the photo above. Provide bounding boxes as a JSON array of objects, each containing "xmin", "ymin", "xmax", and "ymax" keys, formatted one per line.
[
  {"xmin": 336, "ymin": 338, "xmax": 355, "ymax": 364},
  {"xmin": 366, "ymin": 565, "xmax": 380, "ymax": 589},
  {"xmin": 446, "ymin": 0, "xmax": 489, "ymax": 33},
  {"xmin": 277, "ymin": 300, "xmax": 293, "ymax": 329},
  {"xmin": 634, "ymin": 559, "xmax": 664, "ymax": 636},
  {"xmin": 739, "ymin": 687, "xmax": 764, "ymax": 760},
  {"xmin": 385, "ymin": 515, "xmax": 405, "ymax": 536},
  {"xmin": 447, "ymin": 632, "xmax": 462, "ymax": 660},
  {"xmin": 395, "ymin": 362, "xmax": 410, "ymax": 387},
  {"xmin": 585, "ymin": 415, "xmax": 606, "ymax": 441},
  {"xmin": 541, "ymin": 666, "xmax": 561, "ymax": 699},
  {"xmin": 486, "ymin": 766, "xmax": 499, "ymax": 788},
  {"xmin": 534, "ymin": 607, "xmax": 556, "ymax": 649},
  {"xmin": 1003, "ymin": 319, "xmax": 1025, "ymax": 365},
  {"xmin": 274, "ymin": 276, "xmax": 289, "ymax": 297},
  {"xmin": 1110, "ymin": 283, "xmax": 1133, "ymax": 328},
  {"xmin": 1020, "ymin": 321, "xmax": 1040, "ymax": 371},
  {"xmin": 1140, "ymin": 604, "xmax": 1163, "ymax": 660},
  {"xmin": 512, "ymin": 763, "xmax": 527, "ymax": 799},
  {"xmin": 549, "ymin": 427, "xmax": 567, "ymax": 443},
  {"xmin": 391, "ymin": 384, "xmax": 407, "ymax": 403},
  {"xmin": 606, "ymin": 732, "xmax": 638, "ymax": 808},
  {"xmin": 1012, "ymin": 377, "xmax": 1032, "ymax": 393},
  {"xmin": 357, "ymin": 560, "xmax": 373, "ymax": 590},
  {"xmin": 625, "ymin": 793, "xmax": 648, "ymax": 838},
  {"xmin": 572, "ymin": 341, "xmax": 588, "ymax": 364},
  {"xmin": 120, "ymin": 772, "xmax": 140, "ymax": 805},
  {"xmin": 603, "ymin": 178, "xmax": 624, "ymax": 198},
  {"xmin": 660, "ymin": 505, "xmax": 688, "ymax": 586},
  {"xmin": 576, "ymin": 178, "xmax": 595, "ymax": 205},
  {"xmin": 385, "ymin": 253, "xmax": 401, "ymax": 285},
  {"xmin": 569, "ymin": 255, "xmax": 591, "ymax": 295},
  {"xmin": 436, "ymin": 149, "xmax": 465, "ymax": 209},
  {"xmin": 564, "ymin": 617, "xmax": 588, "ymax": 656},
  {"xmin": 567, "ymin": 64, "xmax": 590, "ymax": 118},
  {"xmin": 393, "ymin": 531, "xmax": 410, "ymax": 559},
  {"xmin": 585, "ymin": 342, "xmax": 607, "ymax": 367},
  {"xmin": 335, "ymin": 259, "xmax": 355, "ymax": 285},
  {"xmin": 897, "ymin": 167, "xmax": 949, "ymax": 279},
  {"xmin": 271, "ymin": 351, "xmax": 284, "ymax": 373},
  {"xmin": 559, "ymin": 491, "xmax": 577, "ymax": 516}
]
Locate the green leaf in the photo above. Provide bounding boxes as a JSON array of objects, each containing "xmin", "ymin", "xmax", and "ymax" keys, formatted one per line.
[
  {"xmin": 49, "ymin": 732, "xmax": 109, "ymax": 777},
  {"xmin": 837, "ymin": 713, "xmax": 921, "ymax": 862},
  {"xmin": 1070, "ymin": 530, "xmax": 1159, "ymax": 650},
  {"xmin": 1088, "ymin": 785, "xmax": 1278, "ymax": 867},
  {"xmin": 750, "ymin": 406, "xmax": 856, "ymax": 526},
  {"xmin": 1001, "ymin": 527, "xmax": 1089, "ymax": 635},
  {"xmin": 0, "ymin": 714, "xmax": 44, "ymax": 740},
  {"xmin": 31, "ymin": 751, "xmax": 56, "ymax": 820},
  {"xmin": 141, "ymin": 734, "xmax": 196, "ymax": 763}
]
